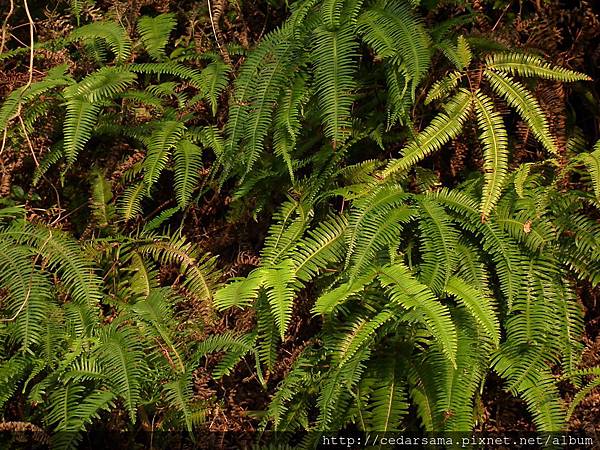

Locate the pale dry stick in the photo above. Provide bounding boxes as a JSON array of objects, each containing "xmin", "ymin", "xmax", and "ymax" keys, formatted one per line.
[
  {"xmin": 0, "ymin": 229, "xmax": 53, "ymax": 323},
  {"xmin": 22, "ymin": 0, "xmax": 35, "ymax": 89},
  {"xmin": 0, "ymin": 0, "xmax": 36, "ymax": 157},
  {"xmin": 207, "ymin": 0, "xmax": 231, "ymax": 64},
  {"xmin": 0, "ymin": 0, "xmax": 15, "ymax": 54}
]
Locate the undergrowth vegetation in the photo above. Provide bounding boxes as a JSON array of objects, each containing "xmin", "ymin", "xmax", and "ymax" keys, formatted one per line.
[{"xmin": 1, "ymin": 0, "xmax": 599, "ymax": 447}]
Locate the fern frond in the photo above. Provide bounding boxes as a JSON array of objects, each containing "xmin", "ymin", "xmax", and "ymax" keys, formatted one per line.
[
  {"xmin": 63, "ymin": 99, "xmax": 101, "ymax": 164},
  {"xmin": 69, "ymin": 21, "xmax": 131, "ymax": 62},
  {"xmin": 143, "ymin": 120, "xmax": 186, "ymax": 194},
  {"xmin": 137, "ymin": 13, "xmax": 177, "ymax": 61},
  {"xmin": 173, "ymin": 139, "xmax": 202, "ymax": 207},
  {"xmin": 379, "ymin": 263, "xmax": 457, "ymax": 366},
  {"xmin": 580, "ymin": 143, "xmax": 600, "ymax": 204},
  {"xmin": 198, "ymin": 60, "xmax": 231, "ymax": 116},
  {"xmin": 357, "ymin": 0, "xmax": 430, "ymax": 91},
  {"xmin": 98, "ymin": 326, "xmax": 146, "ymax": 422},
  {"xmin": 445, "ymin": 276, "xmax": 500, "ymax": 345},
  {"xmin": 417, "ymin": 198, "xmax": 459, "ymax": 293},
  {"xmin": 485, "ymin": 70, "xmax": 557, "ymax": 154},
  {"xmin": 118, "ymin": 181, "xmax": 146, "ymax": 220},
  {"xmin": 486, "ymin": 53, "xmax": 591, "ymax": 82},
  {"xmin": 313, "ymin": 24, "xmax": 357, "ymax": 147},
  {"xmin": 263, "ymin": 262, "xmax": 297, "ymax": 339},
  {"xmin": 473, "ymin": 90, "xmax": 509, "ymax": 218},
  {"xmin": 424, "ymin": 71, "xmax": 461, "ymax": 105},
  {"xmin": 383, "ymin": 89, "xmax": 472, "ymax": 177}
]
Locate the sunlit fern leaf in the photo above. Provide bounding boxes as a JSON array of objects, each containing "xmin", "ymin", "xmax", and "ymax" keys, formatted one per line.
[
  {"xmin": 273, "ymin": 75, "xmax": 309, "ymax": 181},
  {"xmin": 213, "ymin": 270, "xmax": 265, "ymax": 310},
  {"xmin": 163, "ymin": 371, "xmax": 202, "ymax": 434},
  {"xmin": 118, "ymin": 181, "xmax": 146, "ymax": 220},
  {"xmin": 357, "ymin": 0, "xmax": 431, "ymax": 94},
  {"xmin": 8, "ymin": 223, "xmax": 104, "ymax": 307},
  {"xmin": 89, "ymin": 170, "xmax": 114, "ymax": 228},
  {"xmin": 262, "ymin": 261, "xmax": 297, "ymax": 339},
  {"xmin": 473, "ymin": 90, "xmax": 509, "ymax": 219},
  {"xmin": 72, "ymin": 67, "xmax": 137, "ymax": 103},
  {"xmin": 417, "ymin": 198, "xmax": 459, "ymax": 293},
  {"xmin": 173, "ymin": 139, "xmax": 202, "ymax": 208},
  {"xmin": 485, "ymin": 70, "xmax": 557, "ymax": 155},
  {"xmin": 346, "ymin": 185, "xmax": 408, "ymax": 268},
  {"xmin": 363, "ymin": 355, "xmax": 409, "ymax": 431},
  {"xmin": 486, "ymin": 53, "xmax": 591, "ymax": 82},
  {"xmin": 243, "ymin": 42, "xmax": 295, "ymax": 176},
  {"xmin": 313, "ymin": 23, "xmax": 357, "ymax": 148},
  {"xmin": 383, "ymin": 89, "xmax": 473, "ymax": 178},
  {"xmin": 198, "ymin": 60, "xmax": 231, "ymax": 116},
  {"xmin": 143, "ymin": 120, "xmax": 186, "ymax": 194},
  {"xmin": 513, "ymin": 162, "xmax": 534, "ymax": 198},
  {"xmin": 137, "ymin": 236, "xmax": 221, "ymax": 303},
  {"xmin": 0, "ymin": 240, "xmax": 53, "ymax": 351},
  {"xmin": 379, "ymin": 263, "xmax": 457, "ymax": 366},
  {"xmin": 137, "ymin": 13, "xmax": 177, "ymax": 61},
  {"xmin": 212, "ymin": 331, "xmax": 257, "ymax": 378},
  {"xmin": 349, "ymin": 205, "xmax": 414, "ymax": 280},
  {"xmin": 580, "ymin": 142, "xmax": 600, "ymax": 204},
  {"xmin": 492, "ymin": 345, "xmax": 565, "ymax": 431},
  {"xmin": 143, "ymin": 206, "xmax": 180, "ymax": 233},
  {"xmin": 98, "ymin": 326, "xmax": 146, "ymax": 422},
  {"xmin": 424, "ymin": 71, "xmax": 461, "ymax": 105},
  {"xmin": 312, "ymin": 271, "xmax": 376, "ymax": 315},
  {"xmin": 130, "ymin": 63, "xmax": 203, "ymax": 88},
  {"xmin": 132, "ymin": 289, "xmax": 185, "ymax": 372},
  {"xmin": 335, "ymin": 310, "xmax": 394, "ymax": 367},
  {"xmin": 445, "ymin": 276, "xmax": 500, "ymax": 346},
  {"xmin": 456, "ymin": 35, "xmax": 472, "ymax": 69},
  {"xmin": 261, "ymin": 200, "xmax": 310, "ymax": 265},
  {"xmin": 63, "ymin": 98, "xmax": 101, "ymax": 164},
  {"xmin": 384, "ymin": 64, "xmax": 413, "ymax": 128},
  {"xmin": 69, "ymin": 21, "xmax": 131, "ymax": 62},
  {"xmin": 292, "ymin": 213, "xmax": 347, "ymax": 282},
  {"xmin": 428, "ymin": 188, "xmax": 524, "ymax": 308}
]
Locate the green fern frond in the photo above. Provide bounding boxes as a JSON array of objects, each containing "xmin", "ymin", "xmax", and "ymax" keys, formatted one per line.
[
  {"xmin": 379, "ymin": 263, "xmax": 457, "ymax": 366},
  {"xmin": 98, "ymin": 326, "xmax": 146, "ymax": 422},
  {"xmin": 485, "ymin": 70, "xmax": 557, "ymax": 155},
  {"xmin": 580, "ymin": 142, "xmax": 600, "ymax": 204},
  {"xmin": 424, "ymin": 71, "xmax": 461, "ymax": 105},
  {"xmin": 63, "ymin": 99, "xmax": 101, "ymax": 164},
  {"xmin": 69, "ymin": 21, "xmax": 131, "ymax": 62},
  {"xmin": 417, "ymin": 198, "xmax": 459, "ymax": 293},
  {"xmin": 137, "ymin": 13, "xmax": 177, "ymax": 61},
  {"xmin": 263, "ymin": 261, "xmax": 297, "ymax": 339},
  {"xmin": 486, "ymin": 53, "xmax": 591, "ymax": 82},
  {"xmin": 173, "ymin": 139, "xmax": 202, "ymax": 208},
  {"xmin": 357, "ymin": 0, "xmax": 431, "ymax": 92},
  {"xmin": 473, "ymin": 90, "xmax": 509, "ymax": 218},
  {"xmin": 143, "ymin": 120, "xmax": 186, "ymax": 194},
  {"xmin": 118, "ymin": 181, "xmax": 146, "ymax": 220},
  {"xmin": 313, "ymin": 24, "xmax": 357, "ymax": 147},
  {"xmin": 137, "ymin": 236, "xmax": 220, "ymax": 303},
  {"xmin": 383, "ymin": 89, "xmax": 473, "ymax": 178},
  {"xmin": 445, "ymin": 276, "xmax": 500, "ymax": 345},
  {"xmin": 198, "ymin": 60, "xmax": 231, "ymax": 116}
]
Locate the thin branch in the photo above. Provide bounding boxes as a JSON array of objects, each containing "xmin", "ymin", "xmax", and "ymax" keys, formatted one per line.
[{"xmin": 0, "ymin": 0, "xmax": 15, "ymax": 54}]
